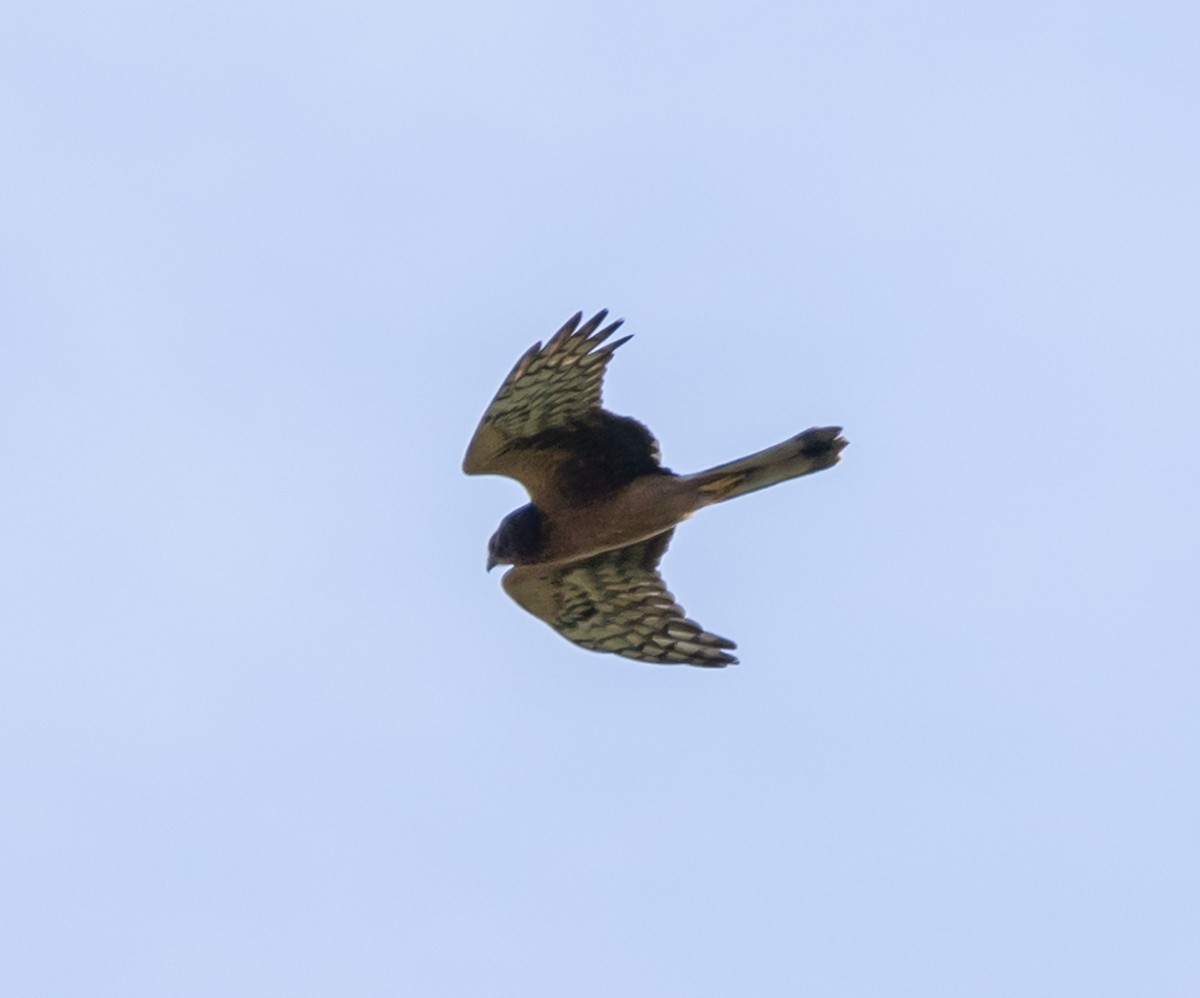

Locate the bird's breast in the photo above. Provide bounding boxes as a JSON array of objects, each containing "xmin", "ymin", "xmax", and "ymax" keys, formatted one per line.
[{"xmin": 528, "ymin": 475, "xmax": 700, "ymax": 566}]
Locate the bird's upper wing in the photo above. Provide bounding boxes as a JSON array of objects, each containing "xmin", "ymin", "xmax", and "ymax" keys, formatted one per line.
[
  {"xmin": 501, "ymin": 530, "xmax": 738, "ymax": 667},
  {"xmin": 462, "ymin": 310, "xmax": 661, "ymax": 507}
]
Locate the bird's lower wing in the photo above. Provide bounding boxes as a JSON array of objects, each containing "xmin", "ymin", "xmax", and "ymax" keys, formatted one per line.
[{"xmin": 501, "ymin": 531, "xmax": 738, "ymax": 667}]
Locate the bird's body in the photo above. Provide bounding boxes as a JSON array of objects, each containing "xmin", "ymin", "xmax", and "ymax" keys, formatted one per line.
[
  {"xmin": 463, "ymin": 310, "xmax": 846, "ymax": 667},
  {"xmin": 493, "ymin": 473, "xmax": 696, "ymax": 567}
]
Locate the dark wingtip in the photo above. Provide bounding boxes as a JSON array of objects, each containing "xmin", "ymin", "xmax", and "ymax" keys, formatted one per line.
[
  {"xmin": 594, "ymin": 333, "xmax": 633, "ymax": 356},
  {"xmin": 576, "ymin": 309, "xmax": 610, "ymax": 339},
  {"xmin": 545, "ymin": 312, "xmax": 583, "ymax": 351},
  {"xmin": 591, "ymin": 317, "xmax": 625, "ymax": 345}
]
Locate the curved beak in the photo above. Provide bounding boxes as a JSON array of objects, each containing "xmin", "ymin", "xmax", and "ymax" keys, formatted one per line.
[{"xmin": 486, "ymin": 553, "xmax": 498, "ymax": 572}]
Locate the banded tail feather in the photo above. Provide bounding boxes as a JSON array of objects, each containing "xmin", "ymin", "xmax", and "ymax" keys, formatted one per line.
[{"xmin": 688, "ymin": 427, "xmax": 847, "ymax": 504}]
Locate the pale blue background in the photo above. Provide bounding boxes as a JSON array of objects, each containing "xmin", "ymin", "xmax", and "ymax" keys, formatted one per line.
[{"xmin": 2, "ymin": 2, "xmax": 1197, "ymax": 995}]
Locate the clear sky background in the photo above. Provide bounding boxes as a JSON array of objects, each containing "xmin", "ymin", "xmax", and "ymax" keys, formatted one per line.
[{"xmin": 2, "ymin": 2, "xmax": 1197, "ymax": 995}]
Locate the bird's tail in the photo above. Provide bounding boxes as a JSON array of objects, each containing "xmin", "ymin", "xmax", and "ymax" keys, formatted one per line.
[{"xmin": 686, "ymin": 427, "xmax": 848, "ymax": 504}]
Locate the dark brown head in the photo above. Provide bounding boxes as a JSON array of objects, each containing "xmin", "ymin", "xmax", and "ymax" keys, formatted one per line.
[{"xmin": 486, "ymin": 503, "xmax": 545, "ymax": 571}]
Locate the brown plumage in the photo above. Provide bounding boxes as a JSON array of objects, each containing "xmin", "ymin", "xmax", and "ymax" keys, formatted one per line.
[{"xmin": 463, "ymin": 310, "xmax": 847, "ymax": 667}]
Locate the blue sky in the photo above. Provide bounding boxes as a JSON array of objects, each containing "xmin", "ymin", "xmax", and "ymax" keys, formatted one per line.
[{"xmin": 2, "ymin": 1, "xmax": 1197, "ymax": 995}]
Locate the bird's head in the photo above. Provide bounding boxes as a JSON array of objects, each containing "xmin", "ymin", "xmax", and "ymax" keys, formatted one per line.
[{"xmin": 486, "ymin": 503, "xmax": 544, "ymax": 571}]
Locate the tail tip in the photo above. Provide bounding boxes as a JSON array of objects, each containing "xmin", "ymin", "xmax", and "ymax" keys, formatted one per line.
[{"xmin": 797, "ymin": 426, "xmax": 848, "ymax": 460}]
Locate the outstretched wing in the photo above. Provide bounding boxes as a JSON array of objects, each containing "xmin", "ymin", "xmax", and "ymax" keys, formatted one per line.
[
  {"xmin": 501, "ymin": 530, "xmax": 738, "ymax": 667},
  {"xmin": 462, "ymin": 310, "xmax": 663, "ymax": 508}
]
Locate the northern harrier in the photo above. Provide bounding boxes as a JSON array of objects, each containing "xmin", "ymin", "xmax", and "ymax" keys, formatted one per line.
[{"xmin": 463, "ymin": 310, "xmax": 846, "ymax": 667}]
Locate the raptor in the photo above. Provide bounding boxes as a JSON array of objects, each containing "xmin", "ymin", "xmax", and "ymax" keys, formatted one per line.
[{"xmin": 463, "ymin": 310, "xmax": 846, "ymax": 667}]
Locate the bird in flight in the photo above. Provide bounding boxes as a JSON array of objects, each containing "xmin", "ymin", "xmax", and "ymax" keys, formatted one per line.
[{"xmin": 463, "ymin": 310, "xmax": 846, "ymax": 667}]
